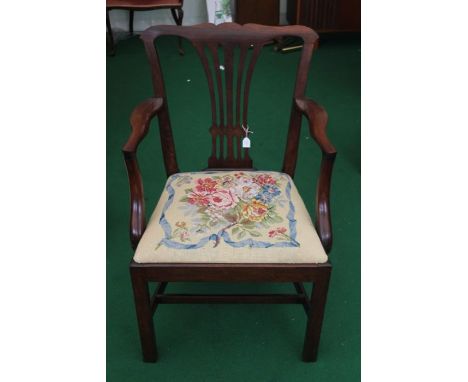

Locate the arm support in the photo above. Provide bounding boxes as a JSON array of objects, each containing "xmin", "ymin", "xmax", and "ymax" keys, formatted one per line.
[
  {"xmin": 295, "ymin": 98, "xmax": 337, "ymax": 253},
  {"xmin": 122, "ymin": 98, "xmax": 164, "ymax": 249}
]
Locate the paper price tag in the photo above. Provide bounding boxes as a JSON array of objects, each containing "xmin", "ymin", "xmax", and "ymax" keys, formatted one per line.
[{"xmin": 241, "ymin": 124, "xmax": 253, "ymax": 148}]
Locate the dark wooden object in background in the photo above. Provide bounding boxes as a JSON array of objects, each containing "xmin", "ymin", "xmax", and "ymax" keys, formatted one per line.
[
  {"xmin": 106, "ymin": 0, "xmax": 184, "ymax": 56},
  {"xmin": 287, "ymin": 0, "xmax": 360, "ymax": 32},
  {"xmin": 123, "ymin": 23, "xmax": 337, "ymax": 363},
  {"xmin": 235, "ymin": 0, "xmax": 280, "ymax": 26}
]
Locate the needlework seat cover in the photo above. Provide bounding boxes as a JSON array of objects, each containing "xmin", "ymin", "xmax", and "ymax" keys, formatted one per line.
[{"xmin": 134, "ymin": 171, "xmax": 328, "ymax": 264}]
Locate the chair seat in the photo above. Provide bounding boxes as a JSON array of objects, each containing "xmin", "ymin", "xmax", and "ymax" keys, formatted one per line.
[
  {"xmin": 134, "ymin": 171, "xmax": 328, "ymax": 264},
  {"xmin": 106, "ymin": 0, "xmax": 182, "ymax": 9}
]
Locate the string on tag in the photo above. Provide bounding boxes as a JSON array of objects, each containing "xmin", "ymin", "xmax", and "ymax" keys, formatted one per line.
[{"xmin": 241, "ymin": 124, "xmax": 253, "ymax": 148}]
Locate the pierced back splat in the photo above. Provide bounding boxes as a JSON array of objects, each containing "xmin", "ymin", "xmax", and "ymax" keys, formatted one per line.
[
  {"xmin": 192, "ymin": 40, "xmax": 262, "ymax": 168},
  {"xmin": 140, "ymin": 23, "xmax": 318, "ymax": 171}
]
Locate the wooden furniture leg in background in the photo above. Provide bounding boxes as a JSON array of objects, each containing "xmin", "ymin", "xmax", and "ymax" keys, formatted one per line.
[
  {"xmin": 170, "ymin": 8, "xmax": 184, "ymax": 55},
  {"xmin": 129, "ymin": 10, "xmax": 134, "ymax": 35},
  {"xmin": 107, "ymin": 0, "xmax": 184, "ymax": 56},
  {"xmin": 106, "ymin": 10, "xmax": 115, "ymax": 56}
]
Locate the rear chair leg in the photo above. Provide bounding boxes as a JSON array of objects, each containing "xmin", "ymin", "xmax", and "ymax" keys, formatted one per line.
[
  {"xmin": 302, "ymin": 269, "xmax": 331, "ymax": 362},
  {"xmin": 131, "ymin": 269, "xmax": 157, "ymax": 362},
  {"xmin": 293, "ymin": 282, "xmax": 311, "ymax": 315}
]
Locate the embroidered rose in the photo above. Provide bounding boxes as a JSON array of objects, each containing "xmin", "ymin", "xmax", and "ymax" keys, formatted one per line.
[
  {"xmin": 207, "ymin": 190, "xmax": 239, "ymax": 210},
  {"xmin": 187, "ymin": 191, "xmax": 210, "ymax": 206},
  {"xmin": 241, "ymin": 199, "xmax": 269, "ymax": 222},
  {"xmin": 268, "ymin": 226, "xmax": 287, "ymax": 238},
  {"xmin": 195, "ymin": 177, "xmax": 218, "ymax": 193},
  {"xmin": 254, "ymin": 174, "xmax": 277, "ymax": 186}
]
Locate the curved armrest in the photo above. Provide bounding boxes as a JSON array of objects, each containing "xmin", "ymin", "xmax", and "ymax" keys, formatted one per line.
[
  {"xmin": 123, "ymin": 97, "xmax": 164, "ymax": 153},
  {"xmin": 122, "ymin": 98, "xmax": 164, "ymax": 249},
  {"xmin": 295, "ymin": 97, "xmax": 337, "ymax": 253}
]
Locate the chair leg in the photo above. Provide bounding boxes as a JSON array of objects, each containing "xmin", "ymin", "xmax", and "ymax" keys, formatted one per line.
[
  {"xmin": 302, "ymin": 269, "xmax": 331, "ymax": 362},
  {"xmin": 129, "ymin": 10, "xmax": 134, "ymax": 35},
  {"xmin": 293, "ymin": 282, "xmax": 310, "ymax": 315},
  {"xmin": 106, "ymin": 10, "xmax": 115, "ymax": 56},
  {"xmin": 131, "ymin": 269, "xmax": 158, "ymax": 362},
  {"xmin": 293, "ymin": 282, "xmax": 302, "ymax": 294},
  {"xmin": 171, "ymin": 7, "xmax": 184, "ymax": 55}
]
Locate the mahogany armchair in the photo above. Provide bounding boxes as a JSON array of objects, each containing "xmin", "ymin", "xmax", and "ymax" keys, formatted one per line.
[
  {"xmin": 106, "ymin": 0, "xmax": 184, "ymax": 55},
  {"xmin": 123, "ymin": 23, "xmax": 337, "ymax": 363}
]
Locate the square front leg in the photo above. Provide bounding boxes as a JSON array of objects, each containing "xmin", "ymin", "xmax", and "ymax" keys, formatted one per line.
[
  {"xmin": 130, "ymin": 269, "xmax": 157, "ymax": 362},
  {"xmin": 302, "ymin": 268, "xmax": 331, "ymax": 362}
]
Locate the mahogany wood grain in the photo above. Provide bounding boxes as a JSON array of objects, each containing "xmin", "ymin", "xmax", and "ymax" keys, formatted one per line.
[{"xmin": 130, "ymin": 260, "xmax": 331, "ymax": 282}]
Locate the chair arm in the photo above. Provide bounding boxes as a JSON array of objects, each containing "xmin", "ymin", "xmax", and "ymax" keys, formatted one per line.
[
  {"xmin": 294, "ymin": 97, "xmax": 337, "ymax": 253},
  {"xmin": 122, "ymin": 98, "xmax": 164, "ymax": 249},
  {"xmin": 123, "ymin": 97, "xmax": 164, "ymax": 153}
]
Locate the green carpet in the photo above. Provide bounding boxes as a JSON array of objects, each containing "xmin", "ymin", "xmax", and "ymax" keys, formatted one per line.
[{"xmin": 107, "ymin": 34, "xmax": 360, "ymax": 381}]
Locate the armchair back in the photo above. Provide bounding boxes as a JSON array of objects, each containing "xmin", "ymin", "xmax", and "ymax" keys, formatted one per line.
[{"xmin": 140, "ymin": 22, "xmax": 319, "ymax": 173}]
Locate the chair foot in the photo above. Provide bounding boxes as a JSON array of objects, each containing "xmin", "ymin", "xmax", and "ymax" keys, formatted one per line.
[
  {"xmin": 131, "ymin": 268, "xmax": 158, "ymax": 362},
  {"xmin": 302, "ymin": 268, "xmax": 331, "ymax": 362}
]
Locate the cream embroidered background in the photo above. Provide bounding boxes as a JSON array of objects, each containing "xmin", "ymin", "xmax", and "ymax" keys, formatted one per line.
[{"xmin": 134, "ymin": 171, "xmax": 327, "ymax": 263}]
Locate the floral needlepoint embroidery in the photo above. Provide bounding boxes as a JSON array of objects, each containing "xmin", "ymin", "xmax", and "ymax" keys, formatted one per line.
[
  {"xmin": 241, "ymin": 199, "xmax": 268, "ymax": 222},
  {"xmin": 267, "ymin": 226, "xmax": 295, "ymax": 242},
  {"xmin": 157, "ymin": 172, "xmax": 300, "ymax": 250},
  {"xmin": 195, "ymin": 177, "xmax": 218, "ymax": 193}
]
